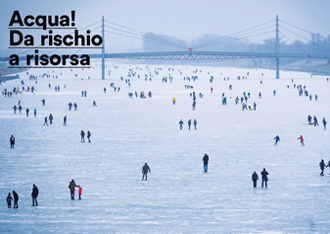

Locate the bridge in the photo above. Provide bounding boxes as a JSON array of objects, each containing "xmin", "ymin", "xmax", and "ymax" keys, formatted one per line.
[{"xmin": 2, "ymin": 15, "xmax": 330, "ymax": 79}]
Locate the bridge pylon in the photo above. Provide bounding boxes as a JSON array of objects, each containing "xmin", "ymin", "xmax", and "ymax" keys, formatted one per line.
[
  {"xmin": 276, "ymin": 15, "xmax": 279, "ymax": 79},
  {"xmin": 102, "ymin": 16, "xmax": 105, "ymax": 80}
]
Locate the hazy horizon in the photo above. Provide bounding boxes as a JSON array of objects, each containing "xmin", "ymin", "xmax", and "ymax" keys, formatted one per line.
[{"xmin": 1, "ymin": 0, "xmax": 330, "ymax": 52}]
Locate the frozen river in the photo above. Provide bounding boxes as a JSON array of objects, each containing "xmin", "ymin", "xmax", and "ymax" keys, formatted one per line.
[{"xmin": 0, "ymin": 63, "xmax": 330, "ymax": 233}]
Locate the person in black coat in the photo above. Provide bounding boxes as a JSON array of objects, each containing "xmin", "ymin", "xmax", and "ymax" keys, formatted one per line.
[
  {"xmin": 203, "ymin": 153, "xmax": 209, "ymax": 173},
  {"xmin": 142, "ymin": 163, "xmax": 151, "ymax": 180},
  {"xmin": 261, "ymin": 168, "xmax": 269, "ymax": 188},
  {"xmin": 252, "ymin": 171, "xmax": 259, "ymax": 188},
  {"xmin": 87, "ymin": 130, "xmax": 91, "ymax": 142},
  {"xmin": 12, "ymin": 191, "xmax": 19, "ymax": 208},
  {"xmin": 80, "ymin": 130, "xmax": 85, "ymax": 142},
  {"xmin": 6, "ymin": 193, "xmax": 13, "ymax": 208},
  {"xmin": 319, "ymin": 159, "xmax": 326, "ymax": 176},
  {"xmin": 10, "ymin": 135, "xmax": 15, "ymax": 148},
  {"xmin": 31, "ymin": 184, "xmax": 39, "ymax": 206}
]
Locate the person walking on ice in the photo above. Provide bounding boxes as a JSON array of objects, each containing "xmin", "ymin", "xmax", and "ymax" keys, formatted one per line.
[
  {"xmin": 261, "ymin": 168, "xmax": 269, "ymax": 188},
  {"xmin": 6, "ymin": 193, "xmax": 13, "ymax": 208},
  {"xmin": 10, "ymin": 135, "xmax": 15, "ymax": 148},
  {"xmin": 142, "ymin": 163, "xmax": 151, "ymax": 181},
  {"xmin": 326, "ymin": 161, "xmax": 330, "ymax": 175},
  {"xmin": 273, "ymin": 135, "xmax": 280, "ymax": 145},
  {"xmin": 313, "ymin": 116, "xmax": 319, "ymax": 126},
  {"xmin": 31, "ymin": 184, "xmax": 39, "ymax": 206},
  {"xmin": 297, "ymin": 135, "xmax": 305, "ymax": 146},
  {"xmin": 319, "ymin": 159, "xmax": 326, "ymax": 176},
  {"xmin": 68, "ymin": 179, "xmax": 79, "ymax": 200},
  {"xmin": 322, "ymin": 117, "xmax": 327, "ymax": 130},
  {"xmin": 193, "ymin": 119, "xmax": 197, "ymax": 130},
  {"xmin": 179, "ymin": 119, "xmax": 183, "ymax": 130},
  {"xmin": 252, "ymin": 171, "xmax": 258, "ymax": 188},
  {"xmin": 188, "ymin": 119, "xmax": 191, "ymax": 130},
  {"xmin": 44, "ymin": 116, "xmax": 48, "ymax": 126},
  {"xmin": 12, "ymin": 191, "xmax": 19, "ymax": 208},
  {"xmin": 87, "ymin": 130, "xmax": 91, "ymax": 142},
  {"xmin": 49, "ymin": 113, "xmax": 53, "ymax": 124},
  {"xmin": 80, "ymin": 130, "xmax": 85, "ymax": 142},
  {"xmin": 203, "ymin": 153, "xmax": 209, "ymax": 173}
]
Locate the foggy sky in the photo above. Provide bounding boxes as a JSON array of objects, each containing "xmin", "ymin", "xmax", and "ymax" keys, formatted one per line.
[{"xmin": 1, "ymin": 0, "xmax": 330, "ymax": 52}]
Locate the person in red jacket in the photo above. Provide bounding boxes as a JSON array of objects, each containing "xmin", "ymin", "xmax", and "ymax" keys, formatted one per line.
[
  {"xmin": 297, "ymin": 135, "xmax": 305, "ymax": 146},
  {"xmin": 78, "ymin": 185, "xmax": 82, "ymax": 200}
]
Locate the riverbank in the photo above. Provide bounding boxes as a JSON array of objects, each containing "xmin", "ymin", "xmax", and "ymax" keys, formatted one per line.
[{"xmin": 0, "ymin": 66, "xmax": 28, "ymax": 76}]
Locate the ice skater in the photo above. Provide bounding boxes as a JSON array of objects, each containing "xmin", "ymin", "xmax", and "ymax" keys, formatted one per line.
[
  {"xmin": 68, "ymin": 102, "xmax": 72, "ymax": 110},
  {"xmin": 142, "ymin": 163, "xmax": 151, "ymax": 180},
  {"xmin": 319, "ymin": 159, "xmax": 326, "ymax": 176},
  {"xmin": 68, "ymin": 179, "xmax": 79, "ymax": 200},
  {"xmin": 203, "ymin": 153, "xmax": 209, "ymax": 173},
  {"xmin": 63, "ymin": 116, "xmax": 67, "ymax": 125},
  {"xmin": 273, "ymin": 135, "xmax": 280, "ymax": 145},
  {"xmin": 261, "ymin": 168, "xmax": 269, "ymax": 188},
  {"xmin": 10, "ymin": 135, "xmax": 15, "ymax": 148},
  {"xmin": 31, "ymin": 184, "xmax": 39, "ymax": 206},
  {"xmin": 44, "ymin": 116, "xmax": 48, "ymax": 126},
  {"xmin": 93, "ymin": 100, "xmax": 97, "ymax": 107},
  {"xmin": 26, "ymin": 108, "xmax": 29, "ymax": 117},
  {"xmin": 34, "ymin": 109, "xmax": 37, "ymax": 117},
  {"xmin": 80, "ymin": 130, "xmax": 85, "ymax": 142},
  {"xmin": 13, "ymin": 191, "xmax": 19, "ymax": 208},
  {"xmin": 6, "ymin": 193, "xmax": 13, "ymax": 208},
  {"xmin": 179, "ymin": 119, "xmax": 183, "ymax": 130},
  {"xmin": 297, "ymin": 135, "xmax": 305, "ymax": 146},
  {"xmin": 172, "ymin": 97, "xmax": 176, "ymax": 105},
  {"xmin": 41, "ymin": 99, "xmax": 45, "ymax": 106},
  {"xmin": 87, "ymin": 130, "xmax": 91, "ymax": 142},
  {"xmin": 252, "ymin": 171, "xmax": 259, "ymax": 188}
]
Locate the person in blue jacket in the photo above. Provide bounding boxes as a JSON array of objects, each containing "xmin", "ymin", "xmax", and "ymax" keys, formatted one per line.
[{"xmin": 273, "ymin": 135, "xmax": 280, "ymax": 145}]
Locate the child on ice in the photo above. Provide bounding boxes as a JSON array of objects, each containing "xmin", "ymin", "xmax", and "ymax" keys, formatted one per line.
[{"xmin": 78, "ymin": 185, "xmax": 82, "ymax": 200}]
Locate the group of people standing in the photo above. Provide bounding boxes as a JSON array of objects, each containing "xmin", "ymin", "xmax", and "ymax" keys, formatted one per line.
[
  {"xmin": 68, "ymin": 179, "xmax": 82, "ymax": 200},
  {"xmin": 179, "ymin": 119, "xmax": 197, "ymax": 130},
  {"xmin": 252, "ymin": 169, "xmax": 269, "ymax": 188},
  {"xmin": 6, "ymin": 185, "xmax": 38, "ymax": 208}
]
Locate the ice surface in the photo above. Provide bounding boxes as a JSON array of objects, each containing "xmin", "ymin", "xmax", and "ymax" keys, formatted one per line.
[{"xmin": 0, "ymin": 63, "xmax": 330, "ymax": 233}]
